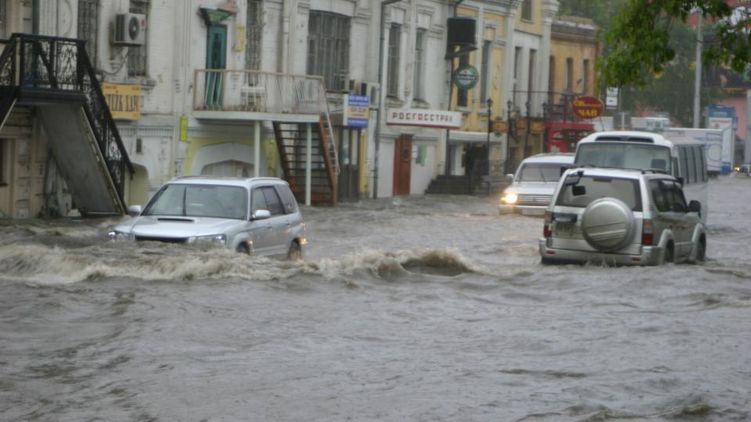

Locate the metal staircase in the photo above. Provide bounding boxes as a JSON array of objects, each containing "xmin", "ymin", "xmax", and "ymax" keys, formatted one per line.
[
  {"xmin": 0, "ymin": 33, "xmax": 133, "ymax": 216},
  {"xmin": 273, "ymin": 115, "xmax": 338, "ymax": 205}
]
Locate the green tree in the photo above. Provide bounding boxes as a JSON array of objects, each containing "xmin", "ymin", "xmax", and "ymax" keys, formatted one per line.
[
  {"xmin": 599, "ymin": 0, "xmax": 742, "ymax": 87},
  {"xmin": 619, "ymin": 23, "xmax": 722, "ymax": 125}
]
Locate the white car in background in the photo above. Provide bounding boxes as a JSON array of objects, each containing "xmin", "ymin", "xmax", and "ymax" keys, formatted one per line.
[
  {"xmin": 108, "ymin": 176, "xmax": 306, "ymax": 259},
  {"xmin": 499, "ymin": 153, "xmax": 575, "ymax": 216}
]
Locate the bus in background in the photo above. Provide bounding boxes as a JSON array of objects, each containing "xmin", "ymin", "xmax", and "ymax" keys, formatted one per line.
[{"xmin": 573, "ymin": 131, "xmax": 709, "ymax": 223}]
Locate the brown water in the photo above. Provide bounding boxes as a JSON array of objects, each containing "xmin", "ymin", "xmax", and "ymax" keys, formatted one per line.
[{"xmin": 1, "ymin": 177, "xmax": 750, "ymax": 421}]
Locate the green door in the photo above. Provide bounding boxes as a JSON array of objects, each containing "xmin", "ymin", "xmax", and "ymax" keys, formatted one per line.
[{"xmin": 205, "ymin": 25, "xmax": 227, "ymax": 109}]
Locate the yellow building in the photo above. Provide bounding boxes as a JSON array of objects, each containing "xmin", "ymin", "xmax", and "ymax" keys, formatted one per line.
[{"xmin": 549, "ymin": 16, "xmax": 600, "ymax": 112}]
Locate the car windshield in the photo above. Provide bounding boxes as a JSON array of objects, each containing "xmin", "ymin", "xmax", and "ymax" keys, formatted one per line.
[
  {"xmin": 143, "ymin": 184, "xmax": 248, "ymax": 219},
  {"xmin": 518, "ymin": 163, "xmax": 570, "ymax": 182},
  {"xmin": 556, "ymin": 175, "xmax": 642, "ymax": 211},
  {"xmin": 575, "ymin": 143, "xmax": 672, "ymax": 173}
]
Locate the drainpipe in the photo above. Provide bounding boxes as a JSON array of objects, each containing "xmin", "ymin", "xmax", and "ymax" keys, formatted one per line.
[{"xmin": 373, "ymin": 0, "xmax": 402, "ymax": 199}]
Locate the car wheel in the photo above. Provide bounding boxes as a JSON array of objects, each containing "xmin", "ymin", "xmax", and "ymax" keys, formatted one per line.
[
  {"xmin": 663, "ymin": 243, "xmax": 674, "ymax": 264},
  {"xmin": 236, "ymin": 242, "xmax": 251, "ymax": 255},
  {"xmin": 541, "ymin": 257, "xmax": 556, "ymax": 266},
  {"xmin": 694, "ymin": 238, "xmax": 706, "ymax": 263},
  {"xmin": 287, "ymin": 241, "xmax": 302, "ymax": 261},
  {"xmin": 580, "ymin": 197, "xmax": 636, "ymax": 252}
]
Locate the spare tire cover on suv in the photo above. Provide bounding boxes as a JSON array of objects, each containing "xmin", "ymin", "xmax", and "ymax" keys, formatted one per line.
[{"xmin": 580, "ymin": 197, "xmax": 636, "ymax": 251}]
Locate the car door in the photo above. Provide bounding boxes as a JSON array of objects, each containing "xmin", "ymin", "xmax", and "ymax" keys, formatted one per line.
[
  {"xmin": 258, "ymin": 185, "xmax": 289, "ymax": 257},
  {"xmin": 249, "ymin": 187, "xmax": 275, "ymax": 256},
  {"xmin": 663, "ymin": 181, "xmax": 694, "ymax": 258}
]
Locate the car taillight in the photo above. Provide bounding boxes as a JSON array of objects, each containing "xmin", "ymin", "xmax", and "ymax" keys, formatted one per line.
[
  {"xmin": 543, "ymin": 211, "xmax": 552, "ymax": 238},
  {"xmin": 641, "ymin": 219, "xmax": 653, "ymax": 245}
]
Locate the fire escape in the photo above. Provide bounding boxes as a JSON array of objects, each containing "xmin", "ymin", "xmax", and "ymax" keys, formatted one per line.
[
  {"xmin": 0, "ymin": 33, "xmax": 133, "ymax": 216},
  {"xmin": 193, "ymin": 70, "xmax": 338, "ymax": 206}
]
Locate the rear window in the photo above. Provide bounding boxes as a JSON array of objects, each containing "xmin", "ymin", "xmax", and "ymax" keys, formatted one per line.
[
  {"xmin": 556, "ymin": 175, "xmax": 642, "ymax": 211},
  {"xmin": 575, "ymin": 142, "xmax": 671, "ymax": 173},
  {"xmin": 517, "ymin": 163, "xmax": 570, "ymax": 182}
]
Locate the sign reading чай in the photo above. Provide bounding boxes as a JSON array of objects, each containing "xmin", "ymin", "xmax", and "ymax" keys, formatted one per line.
[{"xmin": 571, "ymin": 96, "xmax": 604, "ymax": 119}]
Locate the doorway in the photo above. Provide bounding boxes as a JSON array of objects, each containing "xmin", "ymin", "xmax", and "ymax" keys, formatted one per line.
[
  {"xmin": 205, "ymin": 25, "xmax": 227, "ymax": 109},
  {"xmin": 0, "ymin": 139, "xmax": 14, "ymax": 217},
  {"xmin": 337, "ymin": 128, "xmax": 360, "ymax": 202},
  {"xmin": 393, "ymin": 135, "xmax": 412, "ymax": 196}
]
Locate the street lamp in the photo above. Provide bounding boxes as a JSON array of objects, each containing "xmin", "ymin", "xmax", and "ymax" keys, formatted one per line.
[{"xmin": 486, "ymin": 97, "xmax": 493, "ymax": 195}]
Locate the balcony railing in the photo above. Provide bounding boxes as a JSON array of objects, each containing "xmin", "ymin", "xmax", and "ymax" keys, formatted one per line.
[{"xmin": 193, "ymin": 69, "xmax": 328, "ymax": 115}]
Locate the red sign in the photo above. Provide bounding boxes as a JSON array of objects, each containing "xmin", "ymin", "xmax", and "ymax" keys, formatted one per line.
[{"xmin": 571, "ymin": 96, "xmax": 604, "ymax": 119}]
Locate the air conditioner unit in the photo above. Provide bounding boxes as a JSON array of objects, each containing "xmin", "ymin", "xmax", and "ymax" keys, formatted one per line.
[{"xmin": 113, "ymin": 13, "xmax": 146, "ymax": 46}]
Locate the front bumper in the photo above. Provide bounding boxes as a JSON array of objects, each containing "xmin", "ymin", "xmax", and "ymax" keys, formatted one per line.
[{"xmin": 538, "ymin": 239, "xmax": 663, "ymax": 266}]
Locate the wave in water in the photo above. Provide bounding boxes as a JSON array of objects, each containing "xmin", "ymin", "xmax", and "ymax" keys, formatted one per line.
[{"xmin": 0, "ymin": 243, "xmax": 478, "ymax": 285}]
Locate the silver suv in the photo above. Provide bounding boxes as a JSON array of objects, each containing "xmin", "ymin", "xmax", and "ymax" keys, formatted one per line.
[
  {"xmin": 108, "ymin": 177, "xmax": 306, "ymax": 259},
  {"xmin": 539, "ymin": 168, "xmax": 706, "ymax": 266}
]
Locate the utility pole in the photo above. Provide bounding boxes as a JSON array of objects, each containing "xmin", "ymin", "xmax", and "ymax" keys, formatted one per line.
[{"xmin": 693, "ymin": 13, "xmax": 703, "ymax": 128}]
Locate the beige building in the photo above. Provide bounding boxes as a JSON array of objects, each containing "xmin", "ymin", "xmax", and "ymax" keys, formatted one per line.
[{"xmin": 548, "ymin": 16, "xmax": 600, "ymax": 111}]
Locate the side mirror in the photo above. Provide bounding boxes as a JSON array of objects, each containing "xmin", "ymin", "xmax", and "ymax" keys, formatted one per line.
[
  {"xmin": 127, "ymin": 205, "xmax": 142, "ymax": 216},
  {"xmin": 252, "ymin": 209, "xmax": 271, "ymax": 220},
  {"xmin": 687, "ymin": 200, "xmax": 701, "ymax": 214},
  {"xmin": 505, "ymin": 173, "xmax": 514, "ymax": 182}
]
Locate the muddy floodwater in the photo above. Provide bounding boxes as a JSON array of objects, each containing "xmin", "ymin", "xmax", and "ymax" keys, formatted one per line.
[{"xmin": 1, "ymin": 176, "xmax": 750, "ymax": 421}]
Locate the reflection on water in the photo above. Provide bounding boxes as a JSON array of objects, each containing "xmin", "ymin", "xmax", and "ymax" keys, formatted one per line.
[{"xmin": 1, "ymin": 177, "xmax": 750, "ymax": 421}]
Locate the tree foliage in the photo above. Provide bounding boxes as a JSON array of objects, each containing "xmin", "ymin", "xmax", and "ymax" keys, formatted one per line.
[{"xmin": 599, "ymin": 0, "xmax": 745, "ymax": 87}]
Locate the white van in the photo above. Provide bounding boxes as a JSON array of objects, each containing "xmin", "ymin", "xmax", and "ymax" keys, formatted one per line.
[{"xmin": 574, "ymin": 131, "xmax": 709, "ymax": 223}]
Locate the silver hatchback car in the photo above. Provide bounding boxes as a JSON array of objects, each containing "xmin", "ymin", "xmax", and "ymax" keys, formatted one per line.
[
  {"xmin": 539, "ymin": 168, "xmax": 706, "ymax": 266},
  {"xmin": 108, "ymin": 177, "xmax": 306, "ymax": 259}
]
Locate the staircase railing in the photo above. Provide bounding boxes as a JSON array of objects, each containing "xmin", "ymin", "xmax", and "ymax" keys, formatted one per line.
[
  {"xmin": 0, "ymin": 33, "xmax": 133, "ymax": 204},
  {"xmin": 194, "ymin": 68, "xmax": 340, "ymax": 195}
]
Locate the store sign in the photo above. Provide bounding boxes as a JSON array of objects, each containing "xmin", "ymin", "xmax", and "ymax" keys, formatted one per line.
[
  {"xmin": 530, "ymin": 121, "xmax": 546, "ymax": 134},
  {"xmin": 386, "ymin": 109, "xmax": 462, "ymax": 129},
  {"xmin": 343, "ymin": 94, "xmax": 369, "ymax": 128},
  {"xmin": 571, "ymin": 96, "xmax": 604, "ymax": 119},
  {"xmin": 102, "ymin": 83, "xmax": 141, "ymax": 120},
  {"xmin": 493, "ymin": 118, "xmax": 508, "ymax": 135},
  {"xmin": 454, "ymin": 65, "xmax": 479, "ymax": 90}
]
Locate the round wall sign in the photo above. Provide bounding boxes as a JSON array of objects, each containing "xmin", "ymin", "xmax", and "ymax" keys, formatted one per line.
[
  {"xmin": 454, "ymin": 65, "xmax": 479, "ymax": 90},
  {"xmin": 571, "ymin": 96, "xmax": 604, "ymax": 119}
]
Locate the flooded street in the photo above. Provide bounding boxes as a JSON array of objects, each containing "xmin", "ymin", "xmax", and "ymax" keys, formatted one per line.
[{"xmin": 1, "ymin": 177, "xmax": 750, "ymax": 421}]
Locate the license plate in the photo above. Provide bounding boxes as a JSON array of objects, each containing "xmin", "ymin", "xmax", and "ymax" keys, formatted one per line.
[{"xmin": 555, "ymin": 222, "xmax": 576, "ymax": 235}]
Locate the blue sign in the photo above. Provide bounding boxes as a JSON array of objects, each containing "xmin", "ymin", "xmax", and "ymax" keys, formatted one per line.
[{"xmin": 344, "ymin": 95, "xmax": 370, "ymax": 128}]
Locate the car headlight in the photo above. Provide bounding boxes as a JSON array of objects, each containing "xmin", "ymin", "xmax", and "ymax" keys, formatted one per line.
[
  {"xmin": 502, "ymin": 192, "xmax": 518, "ymax": 205},
  {"xmin": 107, "ymin": 230, "xmax": 134, "ymax": 241},
  {"xmin": 188, "ymin": 234, "xmax": 227, "ymax": 245}
]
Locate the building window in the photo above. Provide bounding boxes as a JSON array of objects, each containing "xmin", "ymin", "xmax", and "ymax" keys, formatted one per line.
[
  {"xmin": 77, "ymin": 0, "xmax": 98, "ymax": 66},
  {"xmin": 548, "ymin": 56, "xmax": 555, "ymax": 104},
  {"xmin": 387, "ymin": 23, "xmax": 401, "ymax": 97},
  {"xmin": 307, "ymin": 11, "xmax": 350, "ymax": 91},
  {"xmin": 565, "ymin": 57, "xmax": 574, "ymax": 92},
  {"xmin": 582, "ymin": 59, "xmax": 590, "ymax": 94},
  {"xmin": 513, "ymin": 46, "xmax": 522, "ymax": 107},
  {"xmin": 128, "ymin": 0, "xmax": 149, "ymax": 77},
  {"xmin": 480, "ymin": 39, "xmax": 491, "ymax": 104},
  {"xmin": 457, "ymin": 53, "xmax": 469, "ymax": 107},
  {"xmin": 245, "ymin": 0, "xmax": 262, "ymax": 70},
  {"xmin": 413, "ymin": 28, "xmax": 426, "ymax": 100},
  {"xmin": 528, "ymin": 48, "xmax": 536, "ymax": 107},
  {"xmin": 521, "ymin": 0, "xmax": 532, "ymax": 21},
  {"xmin": 0, "ymin": 0, "xmax": 8, "ymax": 38}
]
